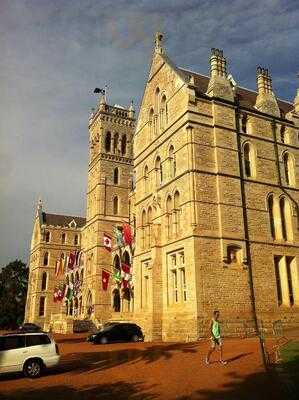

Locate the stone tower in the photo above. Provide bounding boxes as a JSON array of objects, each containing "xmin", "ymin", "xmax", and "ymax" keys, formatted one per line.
[{"xmin": 81, "ymin": 95, "xmax": 135, "ymax": 324}]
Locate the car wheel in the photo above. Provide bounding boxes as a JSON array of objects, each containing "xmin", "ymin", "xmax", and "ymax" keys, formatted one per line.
[
  {"xmin": 23, "ymin": 359, "xmax": 43, "ymax": 378},
  {"xmin": 100, "ymin": 336, "xmax": 108, "ymax": 344},
  {"xmin": 131, "ymin": 334, "xmax": 139, "ymax": 342}
]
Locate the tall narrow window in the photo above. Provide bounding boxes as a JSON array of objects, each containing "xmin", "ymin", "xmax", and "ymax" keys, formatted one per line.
[
  {"xmin": 155, "ymin": 156, "xmax": 162, "ymax": 186},
  {"xmin": 144, "ymin": 165, "xmax": 149, "ymax": 194},
  {"xmin": 147, "ymin": 206, "xmax": 152, "ymax": 247},
  {"xmin": 113, "ymin": 132, "xmax": 119, "ymax": 154},
  {"xmin": 166, "ymin": 195, "xmax": 172, "ymax": 239},
  {"xmin": 169, "ymin": 145, "xmax": 175, "ymax": 179},
  {"xmin": 149, "ymin": 108, "xmax": 154, "ymax": 138},
  {"xmin": 241, "ymin": 114, "xmax": 247, "ymax": 133},
  {"xmin": 174, "ymin": 191, "xmax": 180, "ymax": 235},
  {"xmin": 74, "ymin": 235, "xmax": 78, "ymax": 245},
  {"xmin": 141, "ymin": 210, "xmax": 146, "ymax": 249},
  {"xmin": 160, "ymin": 94, "xmax": 167, "ymax": 130},
  {"xmin": 41, "ymin": 272, "xmax": 47, "ymax": 291},
  {"xmin": 172, "ymin": 270, "xmax": 178, "ymax": 303},
  {"xmin": 283, "ymin": 152, "xmax": 295, "ymax": 186},
  {"xmin": 280, "ymin": 198, "xmax": 287, "ymax": 241},
  {"xmin": 61, "ymin": 233, "xmax": 66, "ymax": 244},
  {"xmin": 113, "ymin": 196, "xmax": 118, "ymax": 215},
  {"xmin": 268, "ymin": 195, "xmax": 275, "ymax": 239},
  {"xmin": 280, "ymin": 125, "xmax": 285, "ymax": 143},
  {"xmin": 39, "ymin": 297, "xmax": 45, "ymax": 316},
  {"xmin": 244, "ymin": 142, "xmax": 254, "ymax": 178},
  {"xmin": 286, "ymin": 257, "xmax": 294, "ymax": 306},
  {"xmin": 113, "ymin": 168, "xmax": 119, "ymax": 185},
  {"xmin": 105, "ymin": 132, "xmax": 111, "ymax": 152},
  {"xmin": 45, "ymin": 231, "xmax": 50, "ymax": 243},
  {"xmin": 43, "ymin": 252, "xmax": 49, "ymax": 266},
  {"xmin": 121, "ymin": 135, "xmax": 127, "ymax": 155},
  {"xmin": 274, "ymin": 256, "xmax": 282, "ymax": 306}
]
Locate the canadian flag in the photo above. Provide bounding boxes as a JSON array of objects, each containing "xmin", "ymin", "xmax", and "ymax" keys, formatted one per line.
[
  {"xmin": 103, "ymin": 233, "xmax": 112, "ymax": 252},
  {"xmin": 102, "ymin": 270, "xmax": 110, "ymax": 291}
]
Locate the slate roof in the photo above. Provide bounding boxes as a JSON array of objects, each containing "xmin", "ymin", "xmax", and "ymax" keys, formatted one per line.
[
  {"xmin": 41, "ymin": 212, "xmax": 86, "ymax": 228},
  {"xmin": 179, "ymin": 68, "xmax": 294, "ymax": 118}
]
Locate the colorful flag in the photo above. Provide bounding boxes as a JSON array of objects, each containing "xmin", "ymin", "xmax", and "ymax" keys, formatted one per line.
[
  {"xmin": 113, "ymin": 269, "xmax": 121, "ymax": 283},
  {"xmin": 68, "ymin": 251, "xmax": 76, "ymax": 270},
  {"xmin": 122, "ymin": 223, "xmax": 133, "ymax": 246},
  {"xmin": 102, "ymin": 270, "xmax": 110, "ymax": 291},
  {"xmin": 121, "ymin": 263, "xmax": 130, "ymax": 274},
  {"xmin": 113, "ymin": 227, "xmax": 124, "ymax": 247},
  {"xmin": 103, "ymin": 233, "xmax": 112, "ymax": 252}
]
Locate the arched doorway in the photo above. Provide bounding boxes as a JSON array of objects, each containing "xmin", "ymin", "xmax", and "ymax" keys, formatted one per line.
[{"xmin": 112, "ymin": 288, "xmax": 121, "ymax": 312}]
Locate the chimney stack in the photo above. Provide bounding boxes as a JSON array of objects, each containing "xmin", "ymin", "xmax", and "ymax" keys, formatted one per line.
[
  {"xmin": 255, "ymin": 67, "xmax": 280, "ymax": 117},
  {"xmin": 206, "ymin": 48, "xmax": 234, "ymax": 101}
]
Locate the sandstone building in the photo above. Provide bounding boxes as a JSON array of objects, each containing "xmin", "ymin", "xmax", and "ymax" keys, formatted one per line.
[{"xmin": 25, "ymin": 33, "xmax": 299, "ymax": 341}]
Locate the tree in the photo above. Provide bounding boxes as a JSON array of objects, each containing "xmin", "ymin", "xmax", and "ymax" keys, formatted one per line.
[{"xmin": 0, "ymin": 260, "xmax": 29, "ymax": 329}]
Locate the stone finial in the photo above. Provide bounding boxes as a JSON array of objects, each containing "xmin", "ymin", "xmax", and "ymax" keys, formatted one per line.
[
  {"xmin": 128, "ymin": 101, "xmax": 135, "ymax": 118},
  {"xmin": 154, "ymin": 32, "xmax": 164, "ymax": 54},
  {"xmin": 255, "ymin": 66, "xmax": 280, "ymax": 117},
  {"xmin": 206, "ymin": 48, "xmax": 234, "ymax": 101},
  {"xmin": 38, "ymin": 197, "xmax": 42, "ymax": 210},
  {"xmin": 294, "ymin": 73, "xmax": 299, "ymax": 113},
  {"xmin": 99, "ymin": 95, "xmax": 106, "ymax": 112}
]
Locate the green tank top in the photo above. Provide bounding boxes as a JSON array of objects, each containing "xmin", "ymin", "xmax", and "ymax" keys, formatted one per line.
[{"xmin": 212, "ymin": 319, "xmax": 220, "ymax": 338}]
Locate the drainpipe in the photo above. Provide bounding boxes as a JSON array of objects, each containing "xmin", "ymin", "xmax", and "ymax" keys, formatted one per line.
[{"xmin": 235, "ymin": 102, "xmax": 268, "ymax": 370}]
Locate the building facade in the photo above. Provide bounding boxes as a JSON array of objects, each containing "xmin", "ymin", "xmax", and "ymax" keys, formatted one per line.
[{"xmin": 25, "ymin": 33, "xmax": 299, "ymax": 341}]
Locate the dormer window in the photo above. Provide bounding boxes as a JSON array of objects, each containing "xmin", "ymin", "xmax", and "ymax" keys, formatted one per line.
[{"xmin": 69, "ymin": 220, "xmax": 77, "ymax": 228}]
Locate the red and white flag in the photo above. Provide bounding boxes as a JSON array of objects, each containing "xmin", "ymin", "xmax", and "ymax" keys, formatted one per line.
[
  {"xmin": 102, "ymin": 270, "xmax": 110, "ymax": 291},
  {"xmin": 103, "ymin": 233, "xmax": 112, "ymax": 252}
]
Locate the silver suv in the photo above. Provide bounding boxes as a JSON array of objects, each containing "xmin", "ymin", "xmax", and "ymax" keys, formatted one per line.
[{"xmin": 0, "ymin": 332, "xmax": 60, "ymax": 378}]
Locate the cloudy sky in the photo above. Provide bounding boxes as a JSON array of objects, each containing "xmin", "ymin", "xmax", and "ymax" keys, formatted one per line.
[{"xmin": 0, "ymin": 0, "xmax": 298, "ymax": 266}]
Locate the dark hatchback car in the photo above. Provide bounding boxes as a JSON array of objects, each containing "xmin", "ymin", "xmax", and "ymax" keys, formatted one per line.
[
  {"xmin": 87, "ymin": 323, "xmax": 144, "ymax": 344},
  {"xmin": 18, "ymin": 323, "xmax": 42, "ymax": 333}
]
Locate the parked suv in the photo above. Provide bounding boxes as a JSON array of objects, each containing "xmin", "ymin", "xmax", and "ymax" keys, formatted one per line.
[
  {"xmin": 87, "ymin": 322, "xmax": 144, "ymax": 344},
  {"xmin": 0, "ymin": 333, "xmax": 60, "ymax": 378}
]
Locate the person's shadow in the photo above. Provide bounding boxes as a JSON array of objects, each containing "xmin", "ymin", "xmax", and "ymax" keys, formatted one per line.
[{"xmin": 225, "ymin": 352, "xmax": 253, "ymax": 363}]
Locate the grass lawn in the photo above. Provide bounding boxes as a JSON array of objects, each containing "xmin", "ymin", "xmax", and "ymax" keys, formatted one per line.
[{"xmin": 280, "ymin": 341, "xmax": 299, "ymax": 389}]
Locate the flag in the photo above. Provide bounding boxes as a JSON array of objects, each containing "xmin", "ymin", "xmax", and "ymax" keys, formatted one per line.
[
  {"xmin": 121, "ymin": 263, "xmax": 130, "ymax": 274},
  {"xmin": 68, "ymin": 251, "xmax": 76, "ymax": 270},
  {"xmin": 94, "ymin": 87, "xmax": 106, "ymax": 94},
  {"xmin": 122, "ymin": 223, "xmax": 133, "ymax": 246},
  {"xmin": 103, "ymin": 233, "xmax": 112, "ymax": 252},
  {"xmin": 63, "ymin": 284, "xmax": 69, "ymax": 300},
  {"xmin": 102, "ymin": 270, "xmax": 110, "ymax": 291},
  {"xmin": 66, "ymin": 283, "xmax": 73, "ymax": 300},
  {"xmin": 113, "ymin": 269, "xmax": 121, "ymax": 283},
  {"xmin": 113, "ymin": 227, "xmax": 124, "ymax": 247}
]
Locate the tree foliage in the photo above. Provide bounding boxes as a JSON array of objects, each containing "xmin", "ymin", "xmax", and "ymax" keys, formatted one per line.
[{"xmin": 0, "ymin": 259, "xmax": 29, "ymax": 329}]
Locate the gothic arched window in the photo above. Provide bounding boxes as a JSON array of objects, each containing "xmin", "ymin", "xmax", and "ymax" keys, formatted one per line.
[
  {"xmin": 113, "ymin": 196, "xmax": 119, "ymax": 215},
  {"xmin": 169, "ymin": 145, "xmax": 176, "ymax": 179},
  {"xmin": 280, "ymin": 197, "xmax": 293, "ymax": 241},
  {"xmin": 243, "ymin": 142, "xmax": 255, "ymax": 178},
  {"xmin": 41, "ymin": 272, "xmax": 47, "ymax": 291},
  {"xmin": 121, "ymin": 135, "xmax": 127, "ymax": 155},
  {"xmin": 174, "ymin": 191, "xmax": 181, "ymax": 235},
  {"xmin": 43, "ymin": 252, "xmax": 49, "ymax": 266},
  {"xmin": 166, "ymin": 195, "xmax": 172, "ymax": 239},
  {"xmin": 144, "ymin": 165, "xmax": 149, "ymax": 194},
  {"xmin": 105, "ymin": 132, "xmax": 111, "ymax": 152},
  {"xmin": 283, "ymin": 152, "xmax": 296, "ymax": 186},
  {"xmin": 114, "ymin": 168, "xmax": 119, "ymax": 185},
  {"xmin": 45, "ymin": 231, "xmax": 50, "ymax": 243},
  {"xmin": 113, "ymin": 132, "xmax": 119, "ymax": 154},
  {"xmin": 268, "ymin": 194, "xmax": 275, "ymax": 239},
  {"xmin": 61, "ymin": 233, "xmax": 66, "ymax": 244},
  {"xmin": 155, "ymin": 156, "xmax": 162, "ymax": 186}
]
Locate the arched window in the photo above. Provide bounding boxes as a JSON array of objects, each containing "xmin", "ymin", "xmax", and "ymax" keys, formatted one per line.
[
  {"xmin": 241, "ymin": 114, "xmax": 247, "ymax": 133},
  {"xmin": 141, "ymin": 209, "xmax": 146, "ymax": 249},
  {"xmin": 174, "ymin": 191, "xmax": 181, "ymax": 235},
  {"xmin": 74, "ymin": 235, "xmax": 78, "ymax": 245},
  {"xmin": 113, "ymin": 196, "xmax": 118, "ymax": 215},
  {"xmin": 114, "ymin": 168, "xmax": 119, "ymax": 185},
  {"xmin": 149, "ymin": 108, "xmax": 154, "ymax": 137},
  {"xmin": 280, "ymin": 197, "xmax": 293, "ymax": 241},
  {"xmin": 121, "ymin": 135, "xmax": 127, "ymax": 155},
  {"xmin": 123, "ymin": 250, "xmax": 130, "ymax": 266},
  {"xmin": 45, "ymin": 231, "xmax": 50, "ymax": 243},
  {"xmin": 283, "ymin": 152, "xmax": 295, "ymax": 186},
  {"xmin": 144, "ymin": 165, "xmax": 149, "ymax": 194},
  {"xmin": 166, "ymin": 195, "xmax": 172, "ymax": 239},
  {"xmin": 43, "ymin": 252, "xmax": 49, "ymax": 266},
  {"xmin": 41, "ymin": 272, "xmax": 47, "ymax": 291},
  {"xmin": 113, "ymin": 254, "xmax": 121, "ymax": 271},
  {"xmin": 105, "ymin": 132, "xmax": 111, "ymax": 152},
  {"xmin": 268, "ymin": 195, "xmax": 275, "ymax": 239},
  {"xmin": 160, "ymin": 94, "xmax": 167, "ymax": 130},
  {"xmin": 243, "ymin": 142, "xmax": 255, "ymax": 178},
  {"xmin": 155, "ymin": 156, "xmax": 162, "ymax": 186},
  {"xmin": 169, "ymin": 146, "xmax": 176, "ymax": 179},
  {"xmin": 113, "ymin": 132, "xmax": 119, "ymax": 153},
  {"xmin": 147, "ymin": 206, "xmax": 152, "ymax": 247},
  {"xmin": 61, "ymin": 233, "xmax": 66, "ymax": 244},
  {"xmin": 154, "ymin": 88, "xmax": 160, "ymax": 134},
  {"xmin": 39, "ymin": 297, "xmax": 45, "ymax": 316}
]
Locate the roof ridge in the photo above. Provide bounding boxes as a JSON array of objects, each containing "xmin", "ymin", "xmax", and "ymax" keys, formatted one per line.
[
  {"xmin": 44, "ymin": 212, "xmax": 85, "ymax": 219},
  {"xmin": 178, "ymin": 67, "xmax": 293, "ymax": 105}
]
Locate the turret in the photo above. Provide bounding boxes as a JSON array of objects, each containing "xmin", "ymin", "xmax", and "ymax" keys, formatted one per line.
[
  {"xmin": 128, "ymin": 101, "xmax": 135, "ymax": 119},
  {"xmin": 206, "ymin": 48, "xmax": 234, "ymax": 102},
  {"xmin": 254, "ymin": 67, "xmax": 280, "ymax": 117}
]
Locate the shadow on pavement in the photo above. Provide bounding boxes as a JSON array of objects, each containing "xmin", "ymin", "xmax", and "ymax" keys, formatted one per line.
[{"xmin": 0, "ymin": 381, "xmax": 158, "ymax": 400}]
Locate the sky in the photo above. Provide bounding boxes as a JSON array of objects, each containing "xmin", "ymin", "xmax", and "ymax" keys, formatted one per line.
[{"xmin": 0, "ymin": 0, "xmax": 298, "ymax": 267}]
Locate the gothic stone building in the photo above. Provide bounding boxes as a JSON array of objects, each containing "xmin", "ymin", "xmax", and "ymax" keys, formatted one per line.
[{"xmin": 25, "ymin": 33, "xmax": 299, "ymax": 341}]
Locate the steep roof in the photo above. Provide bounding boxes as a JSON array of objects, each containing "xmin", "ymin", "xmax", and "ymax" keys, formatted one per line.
[
  {"xmin": 179, "ymin": 68, "xmax": 293, "ymax": 118},
  {"xmin": 41, "ymin": 212, "xmax": 86, "ymax": 228}
]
